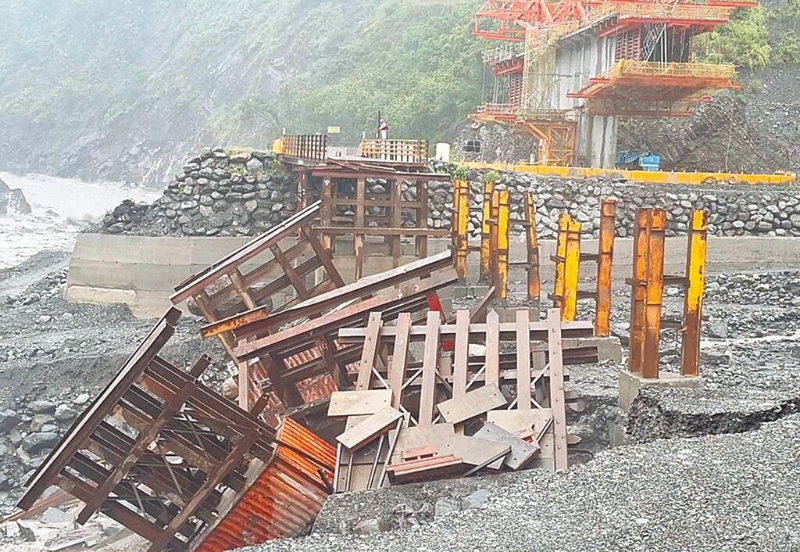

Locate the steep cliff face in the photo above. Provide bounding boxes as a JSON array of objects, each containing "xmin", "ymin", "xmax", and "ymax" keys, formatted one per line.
[
  {"xmin": 617, "ymin": 69, "xmax": 800, "ymax": 175},
  {"xmin": 0, "ymin": 0, "xmax": 482, "ymax": 183}
]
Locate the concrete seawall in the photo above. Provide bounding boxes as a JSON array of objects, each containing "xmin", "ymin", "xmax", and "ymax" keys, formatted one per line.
[{"xmin": 66, "ymin": 233, "xmax": 800, "ymax": 318}]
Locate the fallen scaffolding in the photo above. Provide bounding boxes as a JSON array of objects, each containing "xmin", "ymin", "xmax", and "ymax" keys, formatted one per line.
[{"xmin": 17, "ymin": 308, "xmax": 334, "ymax": 552}]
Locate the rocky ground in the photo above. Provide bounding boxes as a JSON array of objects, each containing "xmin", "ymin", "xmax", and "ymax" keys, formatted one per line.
[
  {"xmin": 239, "ymin": 267, "xmax": 800, "ymax": 552},
  {"xmin": 0, "ymin": 250, "xmax": 798, "ymax": 551},
  {"xmin": 0, "ymin": 252, "xmax": 229, "ymax": 518}
]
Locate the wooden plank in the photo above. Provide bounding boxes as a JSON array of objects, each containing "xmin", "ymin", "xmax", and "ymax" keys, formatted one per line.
[
  {"xmin": 547, "ymin": 308, "xmax": 569, "ymax": 472},
  {"xmin": 473, "ymin": 422, "xmax": 539, "ymax": 470},
  {"xmin": 418, "ymin": 312, "xmax": 441, "ymax": 428},
  {"xmin": 388, "ymin": 313, "xmax": 411, "ymax": 409},
  {"xmin": 452, "ymin": 310, "xmax": 470, "ymax": 398},
  {"xmin": 485, "ymin": 310, "xmax": 500, "ymax": 387},
  {"xmin": 436, "ymin": 384, "xmax": 506, "ymax": 425},
  {"xmin": 328, "ymin": 390, "xmax": 392, "ymax": 417},
  {"xmin": 516, "ymin": 309, "xmax": 532, "ymax": 410},
  {"xmin": 355, "ymin": 313, "xmax": 383, "ymax": 391},
  {"xmin": 337, "ymin": 407, "xmax": 403, "ymax": 451}
]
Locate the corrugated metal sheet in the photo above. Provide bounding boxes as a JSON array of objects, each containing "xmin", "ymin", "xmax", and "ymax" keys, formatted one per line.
[
  {"xmin": 195, "ymin": 419, "xmax": 335, "ymax": 552},
  {"xmin": 247, "ymin": 342, "xmax": 357, "ymax": 425}
]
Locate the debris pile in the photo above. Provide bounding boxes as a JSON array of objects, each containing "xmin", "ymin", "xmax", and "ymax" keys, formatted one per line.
[
  {"xmin": 327, "ymin": 308, "xmax": 597, "ymax": 492},
  {"xmin": 15, "ymin": 308, "xmax": 334, "ymax": 552},
  {"xmin": 14, "ymin": 195, "xmax": 609, "ymax": 551}
]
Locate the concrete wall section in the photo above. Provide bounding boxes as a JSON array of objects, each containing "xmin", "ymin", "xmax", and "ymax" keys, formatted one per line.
[
  {"xmin": 553, "ymin": 30, "xmax": 618, "ymax": 168},
  {"xmin": 67, "ymin": 233, "xmax": 800, "ymax": 319}
]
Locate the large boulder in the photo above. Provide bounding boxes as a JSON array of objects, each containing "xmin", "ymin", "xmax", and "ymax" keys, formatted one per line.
[{"xmin": 0, "ymin": 177, "xmax": 32, "ymax": 215}]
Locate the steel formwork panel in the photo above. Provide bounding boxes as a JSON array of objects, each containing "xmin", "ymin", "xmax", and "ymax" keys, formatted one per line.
[
  {"xmin": 170, "ymin": 202, "xmax": 346, "ymax": 414},
  {"xmin": 197, "ymin": 253, "xmax": 455, "ymax": 422},
  {"xmin": 335, "ymin": 308, "xmax": 596, "ymax": 481}
]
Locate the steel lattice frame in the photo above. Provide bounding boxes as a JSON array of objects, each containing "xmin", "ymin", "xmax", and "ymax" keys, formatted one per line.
[{"xmin": 17, "ymin": 308, "xmax": 334, "ymax": 552}]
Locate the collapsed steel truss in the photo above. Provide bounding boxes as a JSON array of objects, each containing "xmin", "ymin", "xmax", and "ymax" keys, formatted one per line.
[
  {"xmin": 170, "ymin": 202, "xmax": 346, "ymax": 413},
  {"xmin": 17, "ymin": 308, "xmax": 334, "ymax": 552}
]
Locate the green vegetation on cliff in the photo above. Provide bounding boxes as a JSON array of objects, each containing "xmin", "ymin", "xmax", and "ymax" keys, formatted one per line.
[
  {"xmin": 0, "ymin": 0, "xmax": 795, "ymax": 181},
  {"xmin": 0, "ymin": 0, "xmax": 482, "ymax": 180}
]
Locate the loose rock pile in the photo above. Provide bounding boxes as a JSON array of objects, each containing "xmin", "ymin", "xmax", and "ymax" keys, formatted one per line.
[{"xmin": 99, "ymin": 147, "xmax": 297, "ymax": 236}]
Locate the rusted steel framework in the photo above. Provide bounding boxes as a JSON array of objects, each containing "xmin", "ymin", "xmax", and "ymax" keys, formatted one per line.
[
  {"xmin": 281, "ymin": 134, "xmax": 328, "ymax": 163},
  {"xmin": 304, "ymin": 159, "xmax": 450, "ymax": 281},
  {"xmin": 550, "ymin": 213, "xmax": 582, "ymax": 321},
  {"xmin": 627, "ymin": 208, "xmax": 708, "ymax": 378},
  {"xmin": 548, "ymin": 201, "xmax": 617, "ymax": 331},
  {"xmin": 204, "ymin": 256, "xmax": 457, "ymax": 423},
  {"xmin": 170, "ymin": 202, "xmax": 346, "ymax": 412},
  {"xmin": 335, "ymin": 308, "xmax": 597, "ymax": 483},
  {"xmin": 453, "ymin": 178, "xmax": 470, "ymax": 280},
  {"xmin": 18, "ymin": 309, "xmax": 334, "ymax": 552},
  {"xmin": 358, "ymin": 139, "xmax": 429, "ymax": 164}
]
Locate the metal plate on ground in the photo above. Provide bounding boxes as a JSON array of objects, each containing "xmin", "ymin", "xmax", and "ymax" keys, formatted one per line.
[
  {"xmin": 328, "ymin": 390, "xmax": 392, "ymax": 417},
  {"xmin": 473, "ymin": 422, "xmax": 540, "ymax": 470},
  {"xmin": 436, "ymin": 384, "xmax": 507, "ymax": 424}
]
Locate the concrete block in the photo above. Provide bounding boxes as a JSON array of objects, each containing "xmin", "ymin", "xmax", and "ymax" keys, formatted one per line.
[
  {"xmin": 562, "ymin": 336, "xmax": 622, "ymax": 363},
  {"xmin": 65, "ymin": 285, "xmax": 136, "ymax": 307},
  {"xmin": 618, "ymin": 370, "xmax": 703, "ymax": 411},
  {"xmin": 496, "ymin": 307, "xmax": 540, "ymax": 324}
]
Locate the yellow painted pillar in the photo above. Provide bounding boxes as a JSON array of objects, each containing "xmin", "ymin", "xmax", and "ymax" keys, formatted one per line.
[
  {"xmin": 552, "ymin": 214, "xmax": 570, "ymax": 309},
  {"xmin": 497, "ymin": 189, "xmax": 510, "ymax": 300},
  {"xmin": 562, "ymin": 218, "xmax": 582, "ymax": 322},
  {"xmin": 525, "ymin": 191, "xmax": 541, "ymax": 302},
  {"xmin": 681, "ymin": 210, "xmax": 708, "ymax": 377},
  {"xmin": 480, "ymin": 179, "xmax": 495, "ymax": 280},
  {"xmin": 594, "ymin": 199, "xmax": 617, "ymax": 337},
  {"xmin": 454, "ymin": 179, "xmax": 470, "ymax": 280},
  {"xmin": 489, "ymin": 190, "xmax": 500, "ymax": 287}
]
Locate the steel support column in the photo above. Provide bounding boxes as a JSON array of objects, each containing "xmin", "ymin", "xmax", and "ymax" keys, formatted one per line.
[
  {"xmin": 552, "ymin": 214, "xmax": 570, "ymax": 310},
  {"xmin": 489, "ymin": 190, "xmax": 500, "ymax": 285},
  {"xmin": 628, "ymin": 210, "xmax": 649, "ymax": 374},
  {"xmin": 562, "ymin": 217, "xmax": 582, "ymax": 322},
  {"xmin": 594, "ymin": 199, "xmax": 617, "ymax": 336},
  {"xmin": 496, "ymin": 189, "xmax": 510, "ymax": 300},
  {"xmin": 454, "ymin": 179, "xmax": 470, "ymax": 280},
  {"xmin": 480, "ymin": 179, "xmax": 496, "ymax": 280},
  {"xmin": 525, "ymin": 191, "xmax": 541, "ymax": 302},
  {"xmin": 680, "ymin": 210, "xmax": 708, "ymax": 377}
]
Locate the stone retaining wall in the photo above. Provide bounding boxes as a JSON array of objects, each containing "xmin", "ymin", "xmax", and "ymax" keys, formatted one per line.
[{"xmin": 429, "ymin": 166, "xmax": 800, "ymax": 240}]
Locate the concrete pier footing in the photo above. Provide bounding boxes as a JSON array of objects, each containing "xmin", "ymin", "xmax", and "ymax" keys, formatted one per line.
[{"xmin": 618, "ymin": 370, "xmax": 703, "ymax": 410}]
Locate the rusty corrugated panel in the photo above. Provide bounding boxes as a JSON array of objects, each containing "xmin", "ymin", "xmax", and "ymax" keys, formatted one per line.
[{"xmin": 195, "ymin": 419, "xmax": 334, "ymax": 552}]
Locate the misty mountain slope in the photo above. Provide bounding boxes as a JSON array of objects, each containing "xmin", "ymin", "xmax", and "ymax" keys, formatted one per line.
[{"xmin": 0, "ymin": 0, "xmax": 482, "ymax": 182}]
